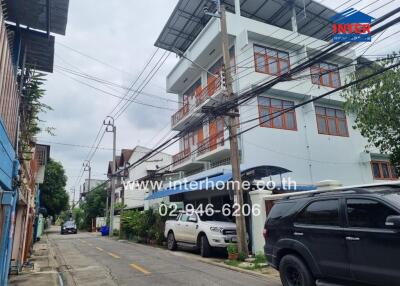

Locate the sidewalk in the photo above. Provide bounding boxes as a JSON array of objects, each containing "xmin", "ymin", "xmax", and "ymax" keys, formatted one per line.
[{"xmin": 9, "ymin": 228, "xmax": 60, "ymax": 286}]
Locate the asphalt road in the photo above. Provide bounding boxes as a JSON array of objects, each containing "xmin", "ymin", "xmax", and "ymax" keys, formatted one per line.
[{"xmin": 48, "ymin": 229, "xmax": 282, "ymax": 286}]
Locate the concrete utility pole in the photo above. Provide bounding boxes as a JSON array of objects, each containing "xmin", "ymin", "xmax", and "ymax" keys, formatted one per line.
[
  {"xmin": 219, "ymin": 4, "xmax": 248, "ymax": 256},
  {"xmin": 104, "ymin": 116, "xmax": 116, "ymax": 236},
  {"xmin": 83, "ymin": 160, "xmax": 92, "ymax": 194}
]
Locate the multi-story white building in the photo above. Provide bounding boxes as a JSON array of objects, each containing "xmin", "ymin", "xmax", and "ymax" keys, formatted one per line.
[{"xmin": 148, "ymin": 0, "xmax": 398, "ymax": 253}]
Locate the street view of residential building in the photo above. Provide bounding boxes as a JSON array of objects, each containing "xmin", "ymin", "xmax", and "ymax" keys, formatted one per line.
[{"xmin": 0, "ymin": 0, "xmax": 399, "ymax": 286}]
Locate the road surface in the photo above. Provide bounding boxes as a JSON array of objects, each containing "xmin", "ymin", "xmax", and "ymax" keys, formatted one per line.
[{"xmin": 48, "ymin": 229, "xmax": 282, "ymax": 286}]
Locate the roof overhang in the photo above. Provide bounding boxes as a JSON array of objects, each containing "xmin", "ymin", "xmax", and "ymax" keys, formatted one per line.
[
  {"xmin": 8, "ymin": 26, "xmax": 55, "ymax": 73},
  {"xmin": 155, "ymin": 0, "xmax": 337, "ymax": 54},
  {"xmin": 145, "ymin": 165, "xmax": 292, "ymax": 200},
  {"xmin": 4, "ymin": 0, "xmax": 70, "ymax": 35}
]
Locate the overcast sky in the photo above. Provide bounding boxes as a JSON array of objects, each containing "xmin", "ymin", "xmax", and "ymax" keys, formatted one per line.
[{"xmin": 37, "ymin": 0, "xmax": 400, "ymax": 201}]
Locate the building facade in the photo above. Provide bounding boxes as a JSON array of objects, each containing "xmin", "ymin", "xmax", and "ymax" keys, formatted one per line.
[{"xmin": 148, "ymin": 0, "xmax": 398, "ymax": 253}]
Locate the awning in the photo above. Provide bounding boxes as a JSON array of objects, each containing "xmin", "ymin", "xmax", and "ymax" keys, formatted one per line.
[
  {"xmin": 145, "ymin": 165, "xmax": 292, "ymax": 200},
  {"xmin": 4, "ymin": 0, "xmax": 70, "ymax": 35},
  {"xmin": 145, "ymin": 173, "xmax": 232, "ymax": 200}
]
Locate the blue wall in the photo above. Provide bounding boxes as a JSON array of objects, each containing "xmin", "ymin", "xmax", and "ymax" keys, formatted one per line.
[{"xmin": 0, "ymin": 119, "xmax": 15, "ymax": 191}]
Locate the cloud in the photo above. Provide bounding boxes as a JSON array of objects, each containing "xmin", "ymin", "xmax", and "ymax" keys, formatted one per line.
[{"xmin": 39, "ymin": 0, "xmax": 179, "ymax": 196}]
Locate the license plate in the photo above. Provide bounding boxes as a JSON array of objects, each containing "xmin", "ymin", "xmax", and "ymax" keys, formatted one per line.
[{"xmin": 231, "ymin": 237, "xmax": 237, "ymax": 242}]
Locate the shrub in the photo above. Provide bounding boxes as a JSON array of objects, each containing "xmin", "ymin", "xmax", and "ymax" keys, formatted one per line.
[
  {"xmin": 227, "ymin": 243, "xmax": 238, "ymax": 254},
  {"xmin": 238, "ymin": 251, "xmax": 247, "ymax": 262}
]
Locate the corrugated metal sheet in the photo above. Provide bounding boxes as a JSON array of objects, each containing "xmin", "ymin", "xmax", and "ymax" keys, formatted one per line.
[
  {"xmin": 4, "ymin": 0, "xmax": 70, "ymax": 35},
  {"xmin": 155, "ymin": 0, "xmax": 337, "ymax": 53}
]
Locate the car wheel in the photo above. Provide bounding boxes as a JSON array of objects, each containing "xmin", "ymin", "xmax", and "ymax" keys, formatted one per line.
[
  {"xmin": 279, "ymin": 254, "xmax": 315, "ymax": 286},
  {"xmin": 167, "ymin": 232, "xmax": 177, "ymax": 251},
  {"xmin": 200, "ymin": 235, "xmax": 211, "ymax": 258}
]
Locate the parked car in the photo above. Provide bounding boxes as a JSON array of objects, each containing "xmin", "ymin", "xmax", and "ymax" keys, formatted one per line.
[
  {"xmin": 61, "ymin": 220, "xmax": 77, "ymax": 235},
  {"xmin": 165, "ymin": 211, "xmax": 238, "ymax": 257},
  {"xmin": 263, "ymin": 183, "xmax": 400, "ymax": 286}
]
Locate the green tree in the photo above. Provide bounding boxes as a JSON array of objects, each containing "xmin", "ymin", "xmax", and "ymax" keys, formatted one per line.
[
  {"xmin": 39, "ymin": 159, "xmax": 69, "ymax": 217},
  {"xmin": 80, "ymin": 185, "xmax": 107, "ymax": 229},
  {"xmin": 342, "ymin": 55, "xmax": 400, "ymax": 171}
]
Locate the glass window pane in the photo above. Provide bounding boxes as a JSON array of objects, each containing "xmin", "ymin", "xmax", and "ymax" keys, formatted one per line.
[
  {"xmin": 391, "ymin": 165, "xmax": 398, "ymax": 178},
  {"xmin": 326, "ymin": 108, "xmax": 336, "ymax": 117},
  {"xmin": 286, "ymin": 112, "xmax": 295, "ymax": 130},
  {"xmin": 296, "ymin": 200, "xmax": 340, "ymax": 226},
  {"xmin": 278, "ymin": 51, "xmax": 289, "ymax": 59},
  {"xmin": 328, "ymin": 118, "xmax": 337, "ymax": 135},
  {"xmin": 280, "ymin": 60, "xmax": 289, "ymax": 74},
  {"xmin": 347, "ymin": 199, "xmax": 398, "ymax": 228},
  {"xmin": 268, "ymin": 58, "xmax": 278, "ymax": 75},
  {"xmin": 338, "ymin": 120, "xmax": 348, "ymax": 136},
  {"xmin": 266, "ymin": 49, "xmax": 277, "ymax": 57},
  {"xmin": 259, "ymin": 108, "xmax": 271, "ymax": 127},
  {"xmin": 317, "ymin": 117, "xmax": 327, "ymax": 133},
  {"xmin": 271, "ymin": 99, "xmax": 282, "ymax": 108},
  {"xmin": 283, "ymin": 100, "xmax": 294, "ymax": 108},
  {"xmin": 331, "ymin": 72, "xmax": 340, "ymax": 87},
  {"xmin": 315, "ymin": 106, "xmax": 326, "ymax": 115},
  {"xmin": 382, "ymin": 163, "xmax": 390, "ymax": 178},
  {"xmin": 254, "ymin": 45, "xmax": 265, "ymax": 54},
  {"xmin": 273, "ymin": 115, "xmax": 283, "ymax": 128},
  {"xmin": 336, "ymin": 110, "xmax": 345, "ymax": 118},
  {"xmin": 258, "ymin": 96, "xmax": 270, "ymax": 106},
  {"xmin": 322, "ymin": 72, "xmax": 330, "ymax": 86},
  {"xmin": 372, "ymin": 162, "xmax": 381, "ymax": 178},
  {"xmin": 320, "ymin": 62, "xmax": 329, "ymax": 69},
  {"xmin": 255, "ymin": 55, "xmax": 266, "ymax": 72}
]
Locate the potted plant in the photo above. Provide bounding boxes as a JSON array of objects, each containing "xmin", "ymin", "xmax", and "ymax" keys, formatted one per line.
[{"xmin": 227, "ymin": 243, "xmax": 238, "ymax": 260}]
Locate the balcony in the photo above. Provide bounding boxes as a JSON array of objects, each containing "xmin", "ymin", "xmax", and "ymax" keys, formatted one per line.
[
  {"xmin": 172, "ymin": 148, "xmax": 204, "ymax": 172},
  {"xmin": 171, "ymin": 78, "xmax": 225, "ymax": 131},
  {"xmin": 197, "ymin": 131, "xmax": 231, "ymax": 162}
]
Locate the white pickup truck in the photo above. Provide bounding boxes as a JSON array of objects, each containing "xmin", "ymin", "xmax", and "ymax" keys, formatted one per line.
[{"xmin": 164, "ymin": 211, "xmax": 238, "ymax": 257}]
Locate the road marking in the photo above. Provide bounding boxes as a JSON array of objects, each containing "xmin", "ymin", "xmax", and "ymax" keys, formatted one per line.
[
  {"xmin": 108, "ymin": 252, "xmax": 120, "ymax": 259},
  {"xmin": 96, "ymin": 247, "xmax": 104, "ymax": 252},
  {"xmin": 130, "ymin": 263, "xmax": 151, "ymax": 275}
]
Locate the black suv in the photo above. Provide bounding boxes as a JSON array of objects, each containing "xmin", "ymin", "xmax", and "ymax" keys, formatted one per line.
[{"xmin": 263, "ymin": 184, "xmax": 400, "ymax": 286}]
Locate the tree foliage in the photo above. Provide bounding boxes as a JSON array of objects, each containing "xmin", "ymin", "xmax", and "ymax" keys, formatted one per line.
[
  {"xmin": 342, "ymin": 55, "xmax": 400, "ymax": 170},
  {"xmin": 80, "ymin": 185, "xmax": 107, "ymax": 229},
  {"xmin": 20, "ymin": 72, "xmax": 54, "ymax": 156},
  {"xmin": 39, "ymin": 159, "xmax": 69, "ymax": 217}
]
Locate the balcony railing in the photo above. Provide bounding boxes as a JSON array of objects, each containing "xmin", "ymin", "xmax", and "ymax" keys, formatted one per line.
[
  {"xmin": 172, "ymin": 148, "xmax": 191, "ymax": 167},
  {"xmin": 171, "ymin": 77, "xmax": 223, "ymax": 127},
  {"xmin": 197, "ymin": 131, "xmax": 225, "ymax": 156}
]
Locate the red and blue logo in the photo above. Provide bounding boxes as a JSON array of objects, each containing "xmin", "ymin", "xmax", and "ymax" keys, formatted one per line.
[{"xmin": 331, "ymin": 8, "xmax": 375, "ymax": 42}]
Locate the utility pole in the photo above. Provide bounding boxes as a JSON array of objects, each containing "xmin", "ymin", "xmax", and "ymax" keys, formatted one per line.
[
  {"xmin": 83, "ymin": 160, "xmax": 92, "ymax": 195},
  {"xmin": 71, "ymin": 188, "xmax": 76, "ymax": 209},
  {"xmin": 219, "ymin": 3, "xmax": 248, "ymax": 256},
  {"xmin": 104, "ymin": 116, "xmax": 116, "ymax": 236}
]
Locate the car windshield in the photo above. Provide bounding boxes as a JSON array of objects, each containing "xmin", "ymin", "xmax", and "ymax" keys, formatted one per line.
[
  {"xmin": 198, "ymin": 212, "xmax": 232, "ymax": 222},
  {"xmin": 64, "ymin": 221, "xmax": 75, "ymax": 227}
]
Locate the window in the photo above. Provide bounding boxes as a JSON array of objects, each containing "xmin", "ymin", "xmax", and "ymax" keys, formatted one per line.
[
  {"xmin": 371, "ymin": 161, "xmax": 398, "ymax": 180},
  {"xmin": 254, "ymin": 45, "xmax": 290, "ymax": 76},
  {"xmin": 180, "ymin": 214, "xmax": 189, "ymax": 222},
  {"xmin": 311, "ymin": 62, "xmax": 341, "ymax": 88},
  {"xmin": 315, "ymin": 106, "xmax": 348, "ymax": 136},
  {"xmin": 296, "ymin": 200, "xmax": 340, "ymax": 226},
  {"xmin": 347, "ymin": 199, "xmax": 398, "ymax": 229},
  {"xmin": 258, "ymin": 96, "xmax": 297, "ymax": 130}
]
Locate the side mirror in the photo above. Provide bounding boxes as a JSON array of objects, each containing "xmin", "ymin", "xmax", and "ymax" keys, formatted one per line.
[{"xmin": 385, "ymin": 215, "xmax": 400, "ymax": 228}]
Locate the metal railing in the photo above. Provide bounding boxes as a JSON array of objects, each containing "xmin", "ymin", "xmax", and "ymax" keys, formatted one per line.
[
  {"xmin": 197, "ymin": 131, "xmax": 225, "ymax": 156},
  {"xmin": 172, "ymin": 148, "xmax": 191, "ymax": 167},
  {"xmin": 171, "ymin": 77, "xmax": 223, "ymax": 127}
]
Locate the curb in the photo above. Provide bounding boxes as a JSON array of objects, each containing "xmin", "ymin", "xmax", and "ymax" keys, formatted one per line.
[
  {"xmin": 100, "ymin": 234, "xmax": 280, "ymax": 282},
  {"xmin": 170, "ymin": 252, "xmax": 280, "ymax": 281}
]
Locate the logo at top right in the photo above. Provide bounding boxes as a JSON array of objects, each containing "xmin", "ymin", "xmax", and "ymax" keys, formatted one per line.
[{"xmin": 331, "ymin": 8, "xmax": 375, "ymax": 42}]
